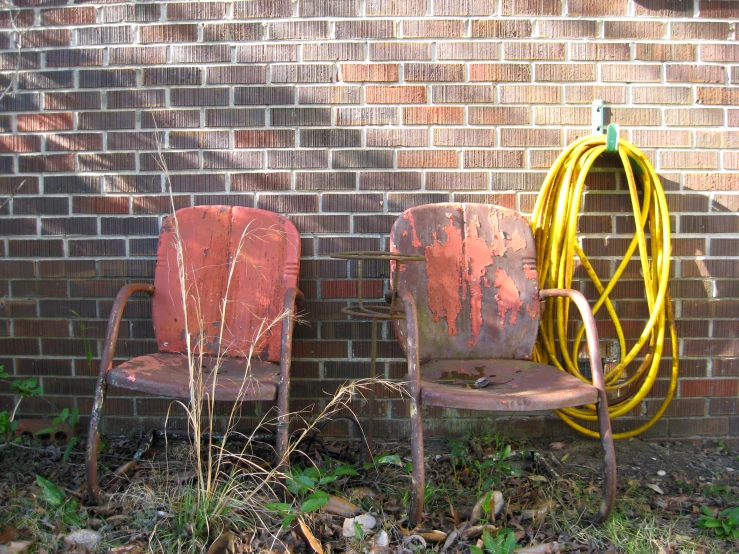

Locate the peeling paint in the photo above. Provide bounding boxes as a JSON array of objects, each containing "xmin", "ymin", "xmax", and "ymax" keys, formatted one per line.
[
  {"xmin": 403, "ymin": 211, "xmax": 423, "ymax": 248},
  {"xmin": 508, "ymin": 229, "xmax": 527, "ymax": 251},
  {"xmin": 464, "ymin": 213, "xmax": 494, "ymax": 346},
  {"xmin": 425, "ymin": 214, "xmax": 464, "ymax": 336},
  {"xmin": 493, "ymin": 267, "xmax": 523, "ymax": 328},
  {"xmin": 523, "ymin": 264, "xmax": 538, "ymax": 281},
  {"xmin": 488, "ymin": 210, "xmax": 507, "ymax": 257}
]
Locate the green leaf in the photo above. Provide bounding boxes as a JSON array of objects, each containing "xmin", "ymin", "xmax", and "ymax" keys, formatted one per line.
[
  {"xmin": 318, "ymin": 475, "xmax": 338, "ymax": 486},
  {"xmin": 63, "ymin": 437, "xmax": 79, "ymax": 463},
  {"xmin": 33, "ymin": 427, "xmax": 58, "ymax": 436},
  {"xmin": 0, "ymin": 367, "xmax": 8, "ymax": 379},
  {"xmin": 36, "ymin": 474, "xmax": 65, "ymax": 507},
  {"xmin": 375, "ymin": 454, "xmax": 402, "ymax": 466},
  {"xmin": 334, "ymin": 465, "xmax": 358, "ymax": 476},
  {"xmin": 500, "ymin": 530, "xmax": 516, "ymax": 554},
  {"xmin": 353, "ymin": 521, "xmax": 365, "ymax": 540},
  {"xmin": 482, "ymin": 531, "xmax": 496, "ymax": 553},
  {"xmin": 701, "ymin": 505, "xmax": 714, "ymax": 516},
  {"xmin": 265, "ymin": 502, "xmax": 294, "ymax": 515},
  {"xmin": 281, "ymin": 513, "xmax": 296, "ymax": 529},
  {"xmin": 300, "ymin": 491, "xmax": 330, "ymax": 513},
  {"xmin": 469, "ymin": 546, "xmax": 484, "ymax": 554},
  {"xmin": 293, "ymin": 474, "xmax": 316, "ymax": 491}
]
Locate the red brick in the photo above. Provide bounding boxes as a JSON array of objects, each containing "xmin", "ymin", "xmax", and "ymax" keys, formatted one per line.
[
  {"xmin": 636, "ymin": 0, "xmax": 692, "ymax": 16},
  {"xmin": 403, "ymin": 106, "xmax": 464, "ymax": 125},
  {"xmin": 140, "ymin": 24, "xmax": 198, "ymax": 44},
  {"xmin": 366, "ymin": 0, "xmax": 427, "ymax": 16},
  {"xmin": 501, "ymin": 0, "xmax": 560, "ymax": 15},
  {"xmin": 234, "ymin": 130, "xmax": 295, "ymax": 148},
  {"xmin": 681, "ymin": 378, "xmax": 739, "ymax": 397},
  {"xmin": 233, "ymin": 0, "xmax": 293, "ymax": 18},
  {"xmin": 471, "ymin": 20, "xmax": 532, "ymax": 38},
  {"xmin": 433, "ymin": 84, "xmax": 494, "ymax": 103},
  {"xmin": 398, "ymin": 150, "xmax": 459, "ymax": 168},
  {"xmin": 367, "ymin": 128, "xmax": 428, "ymax": 147},
  {"xmin": 299, "ymin": 0, "xmax": 359, "ymax": 16},
  {"xmin": 23, "ymin": 29, "xmax": 71, "ymax": 48},
  {"xmin": 500, "ymin": 128, "xmax": 561, "ymax": 147},
  {"xmin": 631, "ymin": 130, "xmax": 692, "ymax": 148},
  {"xmin": 297, "ymin": 86, "xmax": 359, "ymax": 104},
  {"xmin": 167, "ymin": 2, "xmax": 227, "ymax": 20},
  {"xmin": 340, "ymin": 63, "xmax": 399, "ymax": 82},
  {"xmin": 46, "ymin": 133, "xmax": 103, "ymax": 151},
  {"xmin": 109, "ymin": 47, "xmax": 167, "ymax": 65},
  {"xmin": 41, "ymin": 7, "xmax": 96, "ymax": 26},
  {"xmin": 671, "ymin": 21, "xmax": 731, "ymax": 40},
  {"xmin": 569, "ymin": 0, "xmax": 627, "ymax": 15},
  {"xmin": 19, "ymin": 154, "xmax": 74, "ymax": 173},
  {"xmin": 335, "ymin": 20, "xmax": 396, "ymax": 39},
  {"xmin": 433, "ymin": 0, "xmax": 496, "ymax": 14},
  {"xmin": 534, "ymin": 106, "xmax": 589, "ymax": 125},
  {"xmin": 535, "ymin": 63, "xmax": 595, "ymax": 82},
  {"xmin": 405, "ymin": 63, "xmax": 464, "ymax": 81},
  {"xmin": 17, "ymin": 113, "xmax": 73, "ymax": 132},
  {"xmin": 469, "ymin": 106, "xmax": 529, "ymax": 125},
  {"xmin": 269, "ymin": 21, "xmax": 330, "ymax": 40},
  {"xmin": 366, "ymin": 85, "xmax": 427, "ymax": 104},
  {"xmin": 661, "ymin": 151, "xmax": 718, "ymax": 170},
  {"xmin": 427, "ymin": 172, "xmax": 487, "ymax": 190},
  {"xmin": 699, "ymin": 0, "xmax": 739, "ymax": 18},
  {"xmin": 504, "ymin": 42, "xmax": 565, "ymax": 60},
  {"xmin": 571, "ymin": 43, "xmax": 631, "ymax": 61},
  {"xmin": 632, "ymin": 86, "xmax": 691, "ymax": 104},
  {"xmin": 171, "ymin": 45, "xmax": 231, "ymax": 64},
  {"xmin": 539, "ymin": 19, "xmax": 597, "ymax": 38},
  {"xmin": 635, "ymin": 43, "xmax": 695, "ymax": 62},
  {"xmin": 604, "ymin": 21, "xmax": 665, "ymax": 39},
  {"xmin": 203, "ymin": 23, "xmax": 262, "ymax": 42},
  {"xmin": 465, "ymin": 150, "xmax": 524, "ymax": 168},
  {"xmin": 337, "ymin": 107, "xmax": 398, "ymax": 126},
  {"xmin": 0, "ymin": 135, "xmax": 41, "ymax": 153},
  {"xmin": 304, "ymin": 43, "xmax": 365, "ymax": 62},
  {"xmin": 370, "ymin": 42, "xmax": 431, "ymax": 61},
  {"xmin": 602, "ymin": 64, "xmax": 661, "ymax": 83},
  {"xmin": 564, "ymin": 85, "xmax": 626, "ymax": 104},
  {"xmin": 697, "ymin": 87, "xmax": 739, "ymax": 105},
  {"xmin": 610, "ymin": 108, "xmax": 661, "ymax": 126},
  {"xmin": 437, "ymin": 42, "xmax": 499, "ymax": 60},
  {"xmin": 500, "ymin": 85, "xmax": 560, "ymax": 104},
  {"xmin": 666, "ymin": 64, "xmax": 725, "ymax": 83},
  {"xmin": 402, "ymin": 19, "xmax": 465, "ymax": 38},
  {"xmin": 701, "ymin": 44, "xmax": 739, "ymax": 62},
  {"xmin": 434, "ymin": 128, "xmax": 496, "ymax": 147},
  {"xmin": 470, "ymin": 63, "xmax": 531, "ymax": 81},
  {"xmin": 74, "ymin": 197, "xmax": 130, "ymax": 215},
  {"xmin": 665, "ymin": 108, "xmax": 723, "ymax": 126}
]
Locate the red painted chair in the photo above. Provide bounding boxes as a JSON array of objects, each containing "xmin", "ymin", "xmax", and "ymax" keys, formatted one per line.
[
  {"xmin": 85, "ymin": 206, "xmax": 301, "ymax": 504},
  {"xmin": 390, "ymin": 203, "xmax": 616, "ymax": 526}
]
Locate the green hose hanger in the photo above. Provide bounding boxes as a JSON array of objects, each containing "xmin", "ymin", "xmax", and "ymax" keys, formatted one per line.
[{"xmin": 605, "ymin": 123, "xmax": 620, "ymax": 153}]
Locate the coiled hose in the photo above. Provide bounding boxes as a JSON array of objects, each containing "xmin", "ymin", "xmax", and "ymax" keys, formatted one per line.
[{"xmin": 530, "ymin": 134, "xmax": 678, "ymax": 439}]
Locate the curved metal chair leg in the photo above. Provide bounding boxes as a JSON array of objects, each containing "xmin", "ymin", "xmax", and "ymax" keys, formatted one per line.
[
  {"xmin": 85, "ymin": 376, "xmax": 107, "ymax": 505},
  {"xmin": 595, "ymin": 392, "xmax": 617, "ymax": 523},
  {"xmin": 408, "ymin": 396, "xmax": 425, "ymax": 528}
]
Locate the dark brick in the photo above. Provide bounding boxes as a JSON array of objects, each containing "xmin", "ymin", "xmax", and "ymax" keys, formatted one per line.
[
  {"xmin": 167, "ymin": 174, "xmax": 227, "ymax": 193},
  {"xmin": 9, "ymin": 240, "xmax": 64, "ymax": 258},
  {"xmin": 272, "ymin": 108, "xmax": 331, "ymax": 126},
  {"xmin": 167, "ymin": 2, "xmax": 227, "ymax": 20},
  {"xmin": 140, "ymin": 24, "xmax": 199, "ymax": 43},
  {"xmin": 101, "ymin": 217, "xmax": 160, "ymax": 236},
  {"xmin": 140, "ymin": 151, "xmax": 200, "ymax": 171},
  {"xmin": 21, "ymin": 29, "xmax": 71, "ymax": 48},
  {"xmin": 46, "ymin": 133, "xmax": 103, "ymax": 151},
  {"xmin": 18, "ymin": 113, "xmax": 73, "ymax": 132},
  {"xmin": 141, "ymin": 110, "xmax": 200, "ymax": 129},
  {"xmin": 78, "ymin": 26, "xmax": 133, "ymax": 46},
  {"xmin": 359, "ymin": 172, "xmax": 422, "ymax": 190},
  {"xmin": 41, "ymin": 217, "xmax": 97, "ymax": 236},
  {"xmin": 235, "ymin": 130, "xmax": 295, "ymax": 148},
  {"xmin": 203, "ymin": 151, "xmax": 262, "ymax": 169},
  {"xmin": 206, "ymin": 65, "xmax": 266, "ymax": 85},
  {"xmin": 79, "ymin": 152, "xmax": 136, "ymax": 172},
  {"xmin": 101, "ymin": 4, "xmax": 162, "ymax": 23},
  {"xmin": 235, "ymin": 86, "xmax": 295, "ymax": 105},
  {"xmin": 105, "ymin": 175, "xmax": 162, "ymax": 194},
  {"xmin": 300, "ymin": 129, "xmax": 362, "ymax": 147},
  {"xmin": 323, "ymin": 193, "xmax": 384, "ymax": 212},
  {"xmin": 258, "ymin": 194, "xmax": 318, "ymax": 213},
  {"xmin": 296, "ymin": 172, "xmax": 356, "ymax": 190},
  {"xmin": 79, "ymin": 69, "xmax": 137, "ymax": 88},
  {"xmin": 272, "ymin": 64, "xmax": 333, "ymax": 83},
  {"xmin": 204, "ymin": 23, "xmax": 263, "ymax": 41},
  {"xmin": 78, "ymin": 111, "xmax": 136, "ymax": 130},
  {"xmin": 45, "ymin": 175, "xmax": 99, "ymax": 194},
  {"xmin": 267, "ymin": 150, "xmax": 328, "ymax": 169},
  {"xmin": 108, "ymin": 90, "xmax": 166, "ymax": 109},
  {"xmin": 143, "ymin": 67, "xmax": 202, "ymax": 86},
  {"xmin": 0, "ymin": 93, "xmax": 40, "ymax": 112},
  {"xmin": 41, "ymin": 7, "xmax": 96, "ymax": 26},
  {"xmin": 236, "ymin": 44, "xmax": 299, "ymax": 63},
  {"xmin": 44, "ymin": 92, "xmax": 101, "ymax": 110},
  {"xmin": 231, "ymin": 173, "xmax": 291, "ymax": 191},
  {"xmin": 171, "ymin": 45, "xmax": 231, "ymax": 63},
  {"xmin": 109, "ymin": 46, "xmax": 167, "ymax": 65},
  {"xmin": 47, "ymin": 49, "xmax": 103, "ymax": 68},
  {"xmin": 205, "ymin": 109, "xmax": 266, "ymax": 127},
  {"xmin": 195, "ymin": 194, "xmax": 254, "ymax": 207},
  {"xmin": 108, "ymin": 132, "xmax": 164, "ymax": 151},
  {"xmin": 13, "ymin": 197, "xmax": 68, "ymax": 215},
  {"xmin": 19, "ymin": 154, "xmax": 74, "ymax": 173},
  {"xmin": 333, "ymin": 150, "xmax": 394, "ymax": 169},
  {"xmin": 18, "ymin": 70, "xmax": 73, "ymax": 90},
  {"xmin": 0, "ymin": 218, "xmax": 37, "ymax": 236},
  {"xmin": 70, "ymin": 238, "xmax": 126, "ymax": 258}
]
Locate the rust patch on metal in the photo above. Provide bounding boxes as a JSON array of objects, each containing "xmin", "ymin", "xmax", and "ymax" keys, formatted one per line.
[
  {"xmin": 493, "ymin": 267, "xmax": 523, "ymax": 328},
  {"xmin": 508, "ymin": 228, "xmax": 527, "ymax": 251},
  {"xmin": 425, "ymin": 213, "xmax": 464, "ymax": 336},
  {"xmin": 464, "ymin": 213, "xmax": 494, "ymax": 346}
]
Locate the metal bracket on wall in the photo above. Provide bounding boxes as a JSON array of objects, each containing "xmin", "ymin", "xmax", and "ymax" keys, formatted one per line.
[{"xmin": 592, "ymin": 99, "xmax": 605, "ymax": 135}]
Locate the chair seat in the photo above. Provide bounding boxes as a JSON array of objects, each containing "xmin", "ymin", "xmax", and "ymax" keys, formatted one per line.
[
  {"xmin": 418, "ymin": 359, "xmax": 598, "ymax": 411},
  {"xmin": 107, "ymin": 353, "xmax": 280, "ymax": 402}
]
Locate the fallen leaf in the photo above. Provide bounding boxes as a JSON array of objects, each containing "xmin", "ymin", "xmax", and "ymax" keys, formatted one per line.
[
  {"xmin": 417, "ymin": 531, "xmax": 447, "ymax": 543},
  {"xmin": 646, "ymin": 484, "xmax": 664, "ymax": 495},
  {"xmin": 0, "ymin": 528, "xmax": 17, "ymax": 544},
  {"xmin": 321, "ymin": 495, "xmax": 359, "ymax": 517},
  {"xmin": 528, "ymin": 475, "xmax": 548, "ymax": 483},
  {"xmin": 206, "ymin": 531, "xmax": 236, "ymax": 554},
  {"xmin": 560, "ymin": 453, "xmax": 570, "ymax": 463},
  {"xmin": 449, "ymin": 503, "xmax": 461, "ymax": 526},
  {"xmin": 462, "ymin": 524, "xmax": 498, "ymax": 541},
  {"xmin": 549, "ymin": 442, "xmax": 565, "ymax": 450},
  {"xmin": 112, "ymin": 461, "xmax": 138, "ymax": 478},
  {"xmin": 0, "ymin": 541, "xmax": 32, "ymax": 554},
  {"xmin": 514, "ymin": 542, "xmax": 560, "ymax": 554},
  {"xmin": 298, "ymin": 517, "xmax": 324, "ymax": 554}
]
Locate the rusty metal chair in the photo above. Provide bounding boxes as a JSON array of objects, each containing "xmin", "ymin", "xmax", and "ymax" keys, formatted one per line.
[
  {"xmin": 85, "ymin": 206, "xmax": 301, "ymax": 504},
  {"xmin": 389, "ymin": 203, "xmax": 616, "ymax": 526}
]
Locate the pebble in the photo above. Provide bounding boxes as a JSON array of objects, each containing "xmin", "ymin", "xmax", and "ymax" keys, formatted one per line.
[
  {"xmin": 65, "ymin": 530, "xmax": 102, "ymax": 550},
  {"xmin": 657, "ymin": 470, "xmax": 666, "ymax": 477}
]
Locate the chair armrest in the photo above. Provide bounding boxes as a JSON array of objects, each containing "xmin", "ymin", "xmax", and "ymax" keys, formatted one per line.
[
  {"xmin": 98, "ymin": 284, "xmax": 155, "ymax": 378},
  {"xmin": 539, "ymin": 288, "xmax": 605, "ymax": 392}
]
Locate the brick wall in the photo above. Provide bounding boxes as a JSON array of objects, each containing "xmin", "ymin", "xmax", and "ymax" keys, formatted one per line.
[{"xmin": 0, "ymin": 0, "xmax": 737, "ymax": 443}]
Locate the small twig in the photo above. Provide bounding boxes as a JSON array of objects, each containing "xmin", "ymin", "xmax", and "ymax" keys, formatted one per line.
[{"xmin": 0, "ymin": 179, "xmax": 26, "ymax": 211}]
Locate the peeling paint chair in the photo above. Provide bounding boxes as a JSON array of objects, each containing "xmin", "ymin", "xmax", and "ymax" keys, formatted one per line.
[
  {"xmin": 85, "ymin": 206, "xmax": 301, "ymax": 504},
  {"xmin": 390, "ymin": 203, "xmax": 616, "ymax": 526}
]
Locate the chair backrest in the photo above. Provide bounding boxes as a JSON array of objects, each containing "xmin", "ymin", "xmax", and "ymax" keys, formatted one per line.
[
  {"xmin": 152, "ymin": 206, "xmax": 300, "ymax": 362},
  {"xmin": 390, "ymin": 203, "xmax": 540, "ymax": 362}
]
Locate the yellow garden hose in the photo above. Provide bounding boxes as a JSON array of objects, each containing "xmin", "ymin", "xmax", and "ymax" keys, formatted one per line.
[{"xmin": 530, "ymin": 133, "xmax": 679, "ymax": 439}]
